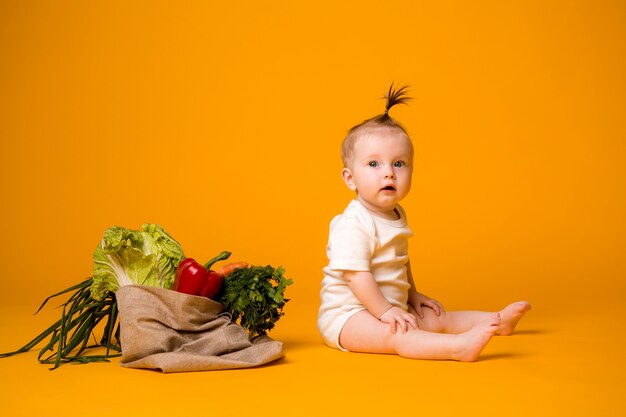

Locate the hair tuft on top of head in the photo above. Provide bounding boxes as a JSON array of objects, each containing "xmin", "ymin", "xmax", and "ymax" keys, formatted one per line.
[
  {"xmin": 383, "ymin": 83, "xmax": 411, "ymax": 116},
  {"xmin": 341, "ymin": 83, "xmax": 413, "ymax": 167}
]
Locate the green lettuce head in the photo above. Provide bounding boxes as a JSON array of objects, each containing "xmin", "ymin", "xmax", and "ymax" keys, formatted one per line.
[{"xmin": 91, "ymin": 224, "xmax": 185, "ymax": 300}]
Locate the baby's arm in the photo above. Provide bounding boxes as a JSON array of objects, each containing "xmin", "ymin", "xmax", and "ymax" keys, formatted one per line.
[
  {"xmin": 406, "ymin": 261, "xmax": 444, "ymax": 319},
  {"xmin": 344, "ymin": 270, "xmax": 417, "ymax": 333}
]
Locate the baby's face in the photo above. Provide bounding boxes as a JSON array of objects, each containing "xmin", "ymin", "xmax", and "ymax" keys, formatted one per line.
[{"xmin": 342, "ymin": 127, "xmax": 413, "ymax": 216}]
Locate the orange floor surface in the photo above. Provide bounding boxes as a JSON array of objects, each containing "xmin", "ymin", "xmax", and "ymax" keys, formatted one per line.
[{"xmin": 1, "ymin": 293, "xmax": 624, "ymax": 417}]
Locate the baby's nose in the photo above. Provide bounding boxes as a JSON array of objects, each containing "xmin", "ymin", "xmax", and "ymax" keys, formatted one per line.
[{"xmin": 384, "ymin": 167, "xmax": 396, "ymax": 179}]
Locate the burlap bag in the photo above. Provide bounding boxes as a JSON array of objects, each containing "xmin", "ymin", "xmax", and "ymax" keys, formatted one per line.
[{"xmin": 115, "ymin": 285, "xmax": 284, "ymax": 372}]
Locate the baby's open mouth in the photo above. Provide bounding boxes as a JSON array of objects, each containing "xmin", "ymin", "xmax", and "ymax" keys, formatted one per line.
[{"xmin": 381, "ymin": 185, "xmax": 396, "ymax": 191}]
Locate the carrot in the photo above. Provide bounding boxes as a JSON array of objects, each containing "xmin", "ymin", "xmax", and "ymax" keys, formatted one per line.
[{"xmin": 215, "ymin": 262, "xmax": 249, "ymax": 277}]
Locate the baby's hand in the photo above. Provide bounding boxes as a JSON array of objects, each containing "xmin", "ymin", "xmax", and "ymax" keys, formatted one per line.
[
  {"xmin": 409, "ymin": 292, "xmax": 444, "ymax": 319},
  {"xmin": 379, "ymin": 307, "xmax": 418, "ymax": 334}
]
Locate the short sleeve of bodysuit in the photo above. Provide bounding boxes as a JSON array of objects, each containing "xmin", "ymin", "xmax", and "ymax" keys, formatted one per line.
[{"xmin": 327, "ymin": 210, "xmax": 375, "ymax": 272}]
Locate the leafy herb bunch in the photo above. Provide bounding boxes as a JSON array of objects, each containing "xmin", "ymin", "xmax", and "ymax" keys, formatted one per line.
[{"xmin": 219, "ymin": 265, "xmax": 292, "ymax": 338}]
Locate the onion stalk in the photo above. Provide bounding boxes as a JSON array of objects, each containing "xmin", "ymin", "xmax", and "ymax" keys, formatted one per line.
[{"xmin": 0, "ymin": 278, "xmax": 121, "ymax": 370}]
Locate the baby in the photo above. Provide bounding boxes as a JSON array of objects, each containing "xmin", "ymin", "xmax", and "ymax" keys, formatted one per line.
[{"xmin": 317, "ymin": 85, "xmax": 531, "ymax": 361}]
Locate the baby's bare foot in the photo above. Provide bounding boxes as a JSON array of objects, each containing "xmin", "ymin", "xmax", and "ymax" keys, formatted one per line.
[
  {"xmin": 497, "ymin": 301, "xmax": 531, "ymax": 336},
  {"xmin": 455, "ymin": 313, "xmax": 500, "ymax": 362}
]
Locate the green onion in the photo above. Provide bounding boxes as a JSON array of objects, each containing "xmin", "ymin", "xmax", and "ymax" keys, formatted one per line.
[{"xmin": 0, "ymin": 278, "xmax": 121, "ymax": 370}]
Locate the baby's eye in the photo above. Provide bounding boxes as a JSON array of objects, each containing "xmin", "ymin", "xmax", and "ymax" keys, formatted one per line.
[
  {"xmin": 368, "ymin": 161, "xmax": 379, "ymax": 167},
  {"xmin": 393, "ymin": 161, "xmax": 405, "ymax": 168}
]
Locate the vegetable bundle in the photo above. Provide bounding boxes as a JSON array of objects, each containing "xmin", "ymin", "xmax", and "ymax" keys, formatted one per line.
[
  {"xmin": 0, "ymin": 224, "xmax": 292, "ymax": 369},
  {"xmin": 91, "ymin": 223, "xmax": 186, "ymax": 299},
  {"xmin": 0, "ymin": 279, "xmax": 120, "ymax": 369},
  {"xmin": 220, "ymin": 265, "xmax": 292, "ymax": 338}
]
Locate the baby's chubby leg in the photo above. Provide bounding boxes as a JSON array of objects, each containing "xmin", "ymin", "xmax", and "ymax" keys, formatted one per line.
[
  {"xmin": 409, "ymin": 304, "xmax": 491, "ymax": 334},
  {"xmin": 339, "ymin": 309, "xmax": 500, "ymax": 361},
  {"xmin": 410, "ymin": 301, "xmax": 531, "ymax": 335}
]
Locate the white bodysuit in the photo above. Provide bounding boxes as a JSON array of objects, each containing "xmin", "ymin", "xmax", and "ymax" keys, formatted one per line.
[{"xmin": 317, "ymin": 199, "xmax": 413, "ymax": 350}]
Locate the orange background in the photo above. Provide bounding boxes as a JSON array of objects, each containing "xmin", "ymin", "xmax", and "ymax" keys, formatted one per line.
[{"xmin": 1, "ymin": 1, "xmax": 625, "ymax": 416}]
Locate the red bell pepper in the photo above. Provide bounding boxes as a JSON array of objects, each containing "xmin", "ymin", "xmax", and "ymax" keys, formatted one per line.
[
  {"xmin": 173, "ymin": 258, "xmax": 208, "ymax": 295},
  {"xmin": 173, "ymin": 251, "xmax": 231, "ymax": 298},
  {"xmin": 199, "ymin": 271, "xmax": 223, "ymax": 298},
  {"xmin": 172, "ymin": 258, "xmax": 196, "ymax": 292}
]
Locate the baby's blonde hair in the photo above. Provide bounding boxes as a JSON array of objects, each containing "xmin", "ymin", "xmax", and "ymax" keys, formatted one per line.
[{"xmin": 341, "ymin": 84, "xmax": 412, "ymax": 168}]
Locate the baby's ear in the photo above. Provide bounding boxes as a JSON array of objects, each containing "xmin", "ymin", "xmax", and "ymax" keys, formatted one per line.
[{"xmin": 341, "ymin": 168, "xmax": 357, "ymax": 191}]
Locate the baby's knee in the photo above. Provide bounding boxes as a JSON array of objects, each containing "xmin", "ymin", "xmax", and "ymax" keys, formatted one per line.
[{"xmin": 417, "ymin": 307, "xmax": 447, "ymax": 332}]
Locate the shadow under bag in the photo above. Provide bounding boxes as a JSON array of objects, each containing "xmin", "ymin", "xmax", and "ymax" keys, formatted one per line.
[{"xmin": 116, "ymin": 285, "xmax": 284, "ymax": 372}]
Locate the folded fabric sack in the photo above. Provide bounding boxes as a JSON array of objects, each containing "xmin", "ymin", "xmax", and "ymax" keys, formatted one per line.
[{"xmin": 116, "ymin": 285, "xmax": 284, "ymax": 373}]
